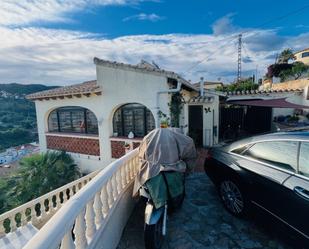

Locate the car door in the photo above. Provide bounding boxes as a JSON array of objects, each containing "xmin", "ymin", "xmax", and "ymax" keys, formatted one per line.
[
  {"xmin": 281, "ymin": 141, "xmax": 309, "ymax": 240},
  {"xmin": 233, "ymin": 140, "xmax": 297, "ymax": 216}
]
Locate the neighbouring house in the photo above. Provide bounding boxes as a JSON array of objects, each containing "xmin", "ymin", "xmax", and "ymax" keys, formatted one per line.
[
  {"xmin": 27, "ymin": 58, "xmax": 220, "ymax": 173},
  {"xmin": 294, "ymin": 47, "xmax": 309, "ymax": 65},
  {"xmin": 0, "ymin": 143, "xmax": 39, "ymax": 165}
]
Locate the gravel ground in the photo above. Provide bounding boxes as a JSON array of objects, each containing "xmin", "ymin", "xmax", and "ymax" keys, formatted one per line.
[{"xmin": 117, "ymin": 173, "xmax": 300, "ymax": 249}]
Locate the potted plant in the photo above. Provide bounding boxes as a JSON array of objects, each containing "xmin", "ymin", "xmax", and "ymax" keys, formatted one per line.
[{"xmin": 158, "ymin": 111, "xmax": 170, "ymax": 128}]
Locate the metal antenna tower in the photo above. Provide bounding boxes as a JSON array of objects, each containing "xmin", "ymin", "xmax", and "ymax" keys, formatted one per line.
[{"xmin": 237, "ymin": 34, "xmax": 242, "ymax": 82}]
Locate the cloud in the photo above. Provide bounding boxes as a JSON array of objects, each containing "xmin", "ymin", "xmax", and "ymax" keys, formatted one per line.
[
  {"xmin": 1, "ymin": 25, "xmax": 308, "ymax": 85},
  {"xmin": 123, "ymin": 13, "xmax": 165, "ymax": 22},
  {"xmin": 211, "ymin": 13, "xmax": 238, "ymax": 35},
  {"xmin": 0, "ymin": 0, "xmax": 152, "ymax": 27}
]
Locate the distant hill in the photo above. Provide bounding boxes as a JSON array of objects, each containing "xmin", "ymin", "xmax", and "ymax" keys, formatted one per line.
[
  {"xmin": 0, "ymin": 83, "xmax": 59, "ymax": 151},
  {"xmin": 0, "ymin": 83, "xmax": 58, "ymax": 95}
]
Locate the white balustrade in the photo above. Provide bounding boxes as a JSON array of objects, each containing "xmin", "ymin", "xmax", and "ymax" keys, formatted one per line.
[
  {"xmin": 23, "ymin": 149, "xmax": 140, "ymax": 249},
  {"xmin": 0, "ymin": 170, "xmax": 99, "ymax": 236}
]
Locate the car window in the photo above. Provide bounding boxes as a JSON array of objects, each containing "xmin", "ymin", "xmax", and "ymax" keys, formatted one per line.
[
  {"xmin": 299, "ymin": 142, "xmax": 309, "ymax": 178},
  {"xmin": 243, "ymin": 141, "xmax": 298, "ymax": 172}
]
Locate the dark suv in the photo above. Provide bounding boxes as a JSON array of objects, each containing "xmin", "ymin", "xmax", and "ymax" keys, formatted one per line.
[{"xmin": 204, "ymin": 132, "xmax": 309, "ymax": 242}]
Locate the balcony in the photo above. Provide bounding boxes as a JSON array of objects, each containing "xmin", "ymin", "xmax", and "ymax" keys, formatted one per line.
[{"xmin": 0, "ymin": 149, "xmax": 295, "ymax": 249}]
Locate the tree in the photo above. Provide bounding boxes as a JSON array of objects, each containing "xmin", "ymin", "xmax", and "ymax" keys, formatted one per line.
[
  {"xmin": 278, "ymin": 48, "xmax": 295, "ymax": 64},
  {"xmin": 1, "ymin": 151, "xmax": 81, "ymax": 214},
  {"xmin": 279, "ymin": 61, "xmax": 309, "ymax": 81},
  {"xmin": 216, "ymin": 78, "xmax": 259, "ymax": 92}
]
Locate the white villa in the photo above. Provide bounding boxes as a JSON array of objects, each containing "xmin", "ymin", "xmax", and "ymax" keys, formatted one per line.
[
  {"xmin": 2, "ymin": 58, "xmax": 309, "ymax": 249},
  {"xmin": 27, "ymin": 58, "xmax": 220, "ymax": 173}
]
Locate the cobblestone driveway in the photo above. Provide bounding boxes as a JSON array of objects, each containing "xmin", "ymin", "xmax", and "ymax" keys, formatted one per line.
[{"xmin": 118, "ymin": 173, "xmax": 296, "ymax": 249}]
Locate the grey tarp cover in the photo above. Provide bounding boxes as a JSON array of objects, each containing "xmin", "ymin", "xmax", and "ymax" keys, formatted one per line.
[{"xmin": 133, "ymin": 128, "xmax": 197, "ymax": 208}]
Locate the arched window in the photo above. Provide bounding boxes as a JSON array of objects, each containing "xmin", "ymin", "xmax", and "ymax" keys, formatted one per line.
[
  {"xmin": 48, "ymin": 107, "xmax": 98, "ymax": 135},
  {"xmin": 113, "ymin": 103, "xmax": 155, "ymax": 137}
]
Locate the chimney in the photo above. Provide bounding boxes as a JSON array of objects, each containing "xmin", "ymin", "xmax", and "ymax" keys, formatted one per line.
[{"xmin": 200, "ymin": 77, "xmax": 204, "ymax": 96}]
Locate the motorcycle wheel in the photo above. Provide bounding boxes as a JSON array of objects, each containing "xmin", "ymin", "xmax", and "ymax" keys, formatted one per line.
[{"xmin": 144, "ymin": 214, "xmax": 164, "ymax": 249}]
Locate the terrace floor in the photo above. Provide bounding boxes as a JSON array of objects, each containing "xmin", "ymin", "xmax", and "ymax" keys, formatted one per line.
[{"xmin": 118, "ymin": 172, "xmax": 300, "ymax": 249}]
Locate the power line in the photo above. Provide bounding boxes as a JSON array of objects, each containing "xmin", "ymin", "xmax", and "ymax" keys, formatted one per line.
[
  {"xmin": 185, "ymin": 35, "xmax": 238, "ymax": 73},
  {"xmin": 184, "ymin": 3, "xmax": 309, "ymax": 75},
  {"xmin": 251, "ymin": 4, "xmax": 309, "ymax": 31}
]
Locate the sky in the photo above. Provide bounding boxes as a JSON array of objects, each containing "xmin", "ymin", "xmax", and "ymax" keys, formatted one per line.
[{"xmin": 1, "ymin": 0, "xmax": 309, "ymax": 86}]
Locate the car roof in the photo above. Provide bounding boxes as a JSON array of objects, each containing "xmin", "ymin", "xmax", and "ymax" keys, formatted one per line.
[{"xmin": 223, "ymin": 131, "xmax": 309, "ymax": 152}]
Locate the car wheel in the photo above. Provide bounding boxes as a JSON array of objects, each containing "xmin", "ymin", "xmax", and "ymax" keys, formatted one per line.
[{"xmin": 219, "ymin": 179, "xmax": 247, "ymax": 217}]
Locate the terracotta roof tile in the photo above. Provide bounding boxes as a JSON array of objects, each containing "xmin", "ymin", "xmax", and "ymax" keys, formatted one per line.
[
  {"xmin": 225, "ymin": 88, "xmax": 303, "ymax": 96},
  {"xmin": 26, "ymin": 80, "xmax": 101, "ymax": 100}
]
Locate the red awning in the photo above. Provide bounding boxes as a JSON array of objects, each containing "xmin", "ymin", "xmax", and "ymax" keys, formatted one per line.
[{"xmin": 228, "ymin": 98, "xmax": 309, "ymax": 109}]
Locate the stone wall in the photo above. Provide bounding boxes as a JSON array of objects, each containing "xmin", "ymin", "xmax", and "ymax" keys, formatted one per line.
[
  {"xmin": 261, "ymin": 78, "xmax": 309, "ymax": 91},
  {"xmin": 271, "ymin": 78, "xmax": 309, "ymax": 91},
  {"xmin": 46, "ymin": 135, "xmax": 100, "ymax": 156}
]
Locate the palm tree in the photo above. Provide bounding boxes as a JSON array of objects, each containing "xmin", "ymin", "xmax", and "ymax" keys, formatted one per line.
[
  {"xmin": 7, "ymin": 151, "xmax": 81, "ymax": 205},
  {"xmin": 277, "ymin": 48, "xmax": 295, "ymax": 64}
]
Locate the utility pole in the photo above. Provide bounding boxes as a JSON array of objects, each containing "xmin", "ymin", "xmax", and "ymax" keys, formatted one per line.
[{"xmin": 237, "ymin": 34, "xmax": 242, "ymax": 82}]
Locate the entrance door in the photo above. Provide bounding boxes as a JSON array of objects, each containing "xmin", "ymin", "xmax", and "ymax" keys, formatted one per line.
[
  {"xmin": 244, "ymin": 106, "xmax": 272, "ymax": 134},
  {"xmin": 189, "ymin": 105, "xmax": 203, "ymax": 147}
]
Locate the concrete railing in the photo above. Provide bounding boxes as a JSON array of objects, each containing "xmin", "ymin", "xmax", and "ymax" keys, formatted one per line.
[
  {"xmin": 24, "ymin": 149, "xmax": 139, "ymax": 249},
  {"xmin": 0, "ymin": 170, "xmax": 99, "ymax": 237}
]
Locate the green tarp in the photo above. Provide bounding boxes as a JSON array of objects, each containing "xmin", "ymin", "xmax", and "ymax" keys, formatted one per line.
[{"xmin": 145, "ymin": 171, "xmax": 184, "ymax": 209}]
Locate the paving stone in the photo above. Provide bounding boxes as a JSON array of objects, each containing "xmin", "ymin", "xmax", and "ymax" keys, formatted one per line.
[{"xmin": 117, "ymin": 173, "xmax": 294, "ymax": 249}]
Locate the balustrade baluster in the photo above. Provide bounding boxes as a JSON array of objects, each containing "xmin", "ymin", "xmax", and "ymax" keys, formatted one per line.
[
  {"xmin": 63, "ymin": 190, "xmax": 68, "ymax": 203},
  {"xmin": 10, "ymin": 215, "xmax": 17, "ymax": 232},
  {"xmin": 134, "ymin": 157, "xmax": 139, "ymax": 175},
  {"xmin": 47, "ymin": 197, "xmax": 53, "ymax": 214},
  {"xmin": 125, "ymin": 162, "xmax": 130, "ymax": 184},
  {"xmin": 116, "ymin": 170, "xmax": 122, "ymax": 194},
  {"xmin": 121, "ymin": 166, "xmax": 126, "ymax": 189},
  {"xmin": 74, "ymin": 210, "xmax": 87, "ymax": 249},
  {"xmin": 60, "ymin": 230, "xmax": 75, "ymax": 249},
  {"xmin": 100, "ymin": 185, "xmax": 109, "ymax": 217},
  {"xmin": 129, "ymin": 159, "xmax": 134, "ymax": 180},
  {"xmin": 30, "ymin": 205, "xmax": 37, "ymax": 225},
  {"xmin": 40, "ymin": 201, "xmax": 46, "ymax": 219},
  {"xmin": 111, "ymin": 175, "xmax": 118, "ymax": 200},
  {"xmin": 0, "ymin": 220, "xmax": 5, "ymax": 235},
  {"xmin": 106, "ymin": 180, "xmax": 114, "ymax": 208},
  {"xmin": 85, "ymin": 199, "xmax": 96, "ymax": 241},
  {"xmin": 94, "ymin": 192, "xmax": 103, "ymax": 228},
  {"xmin": 20, "ymin": 211, "xmax": 27, "ymax": 226}
]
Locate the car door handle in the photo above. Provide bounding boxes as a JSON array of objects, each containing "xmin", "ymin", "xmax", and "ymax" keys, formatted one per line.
[{"xmin": 294, "ymin": 186, "xmax": 309, "ymax": 200}]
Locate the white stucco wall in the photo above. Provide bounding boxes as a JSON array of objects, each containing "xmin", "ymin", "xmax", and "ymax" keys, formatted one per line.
[
  {"xmin": 34, "ymin": 64, "xmax": 188, "ymax": 172},
  {"xmin": 186, "ymin": 95, "xmax": 220, "ymax": 147}
]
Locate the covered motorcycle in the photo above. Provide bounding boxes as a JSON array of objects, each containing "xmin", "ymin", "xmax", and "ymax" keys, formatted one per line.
[{"xmin": 133, "ymin": 128, "xmax": 197, "ymax": 249}]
